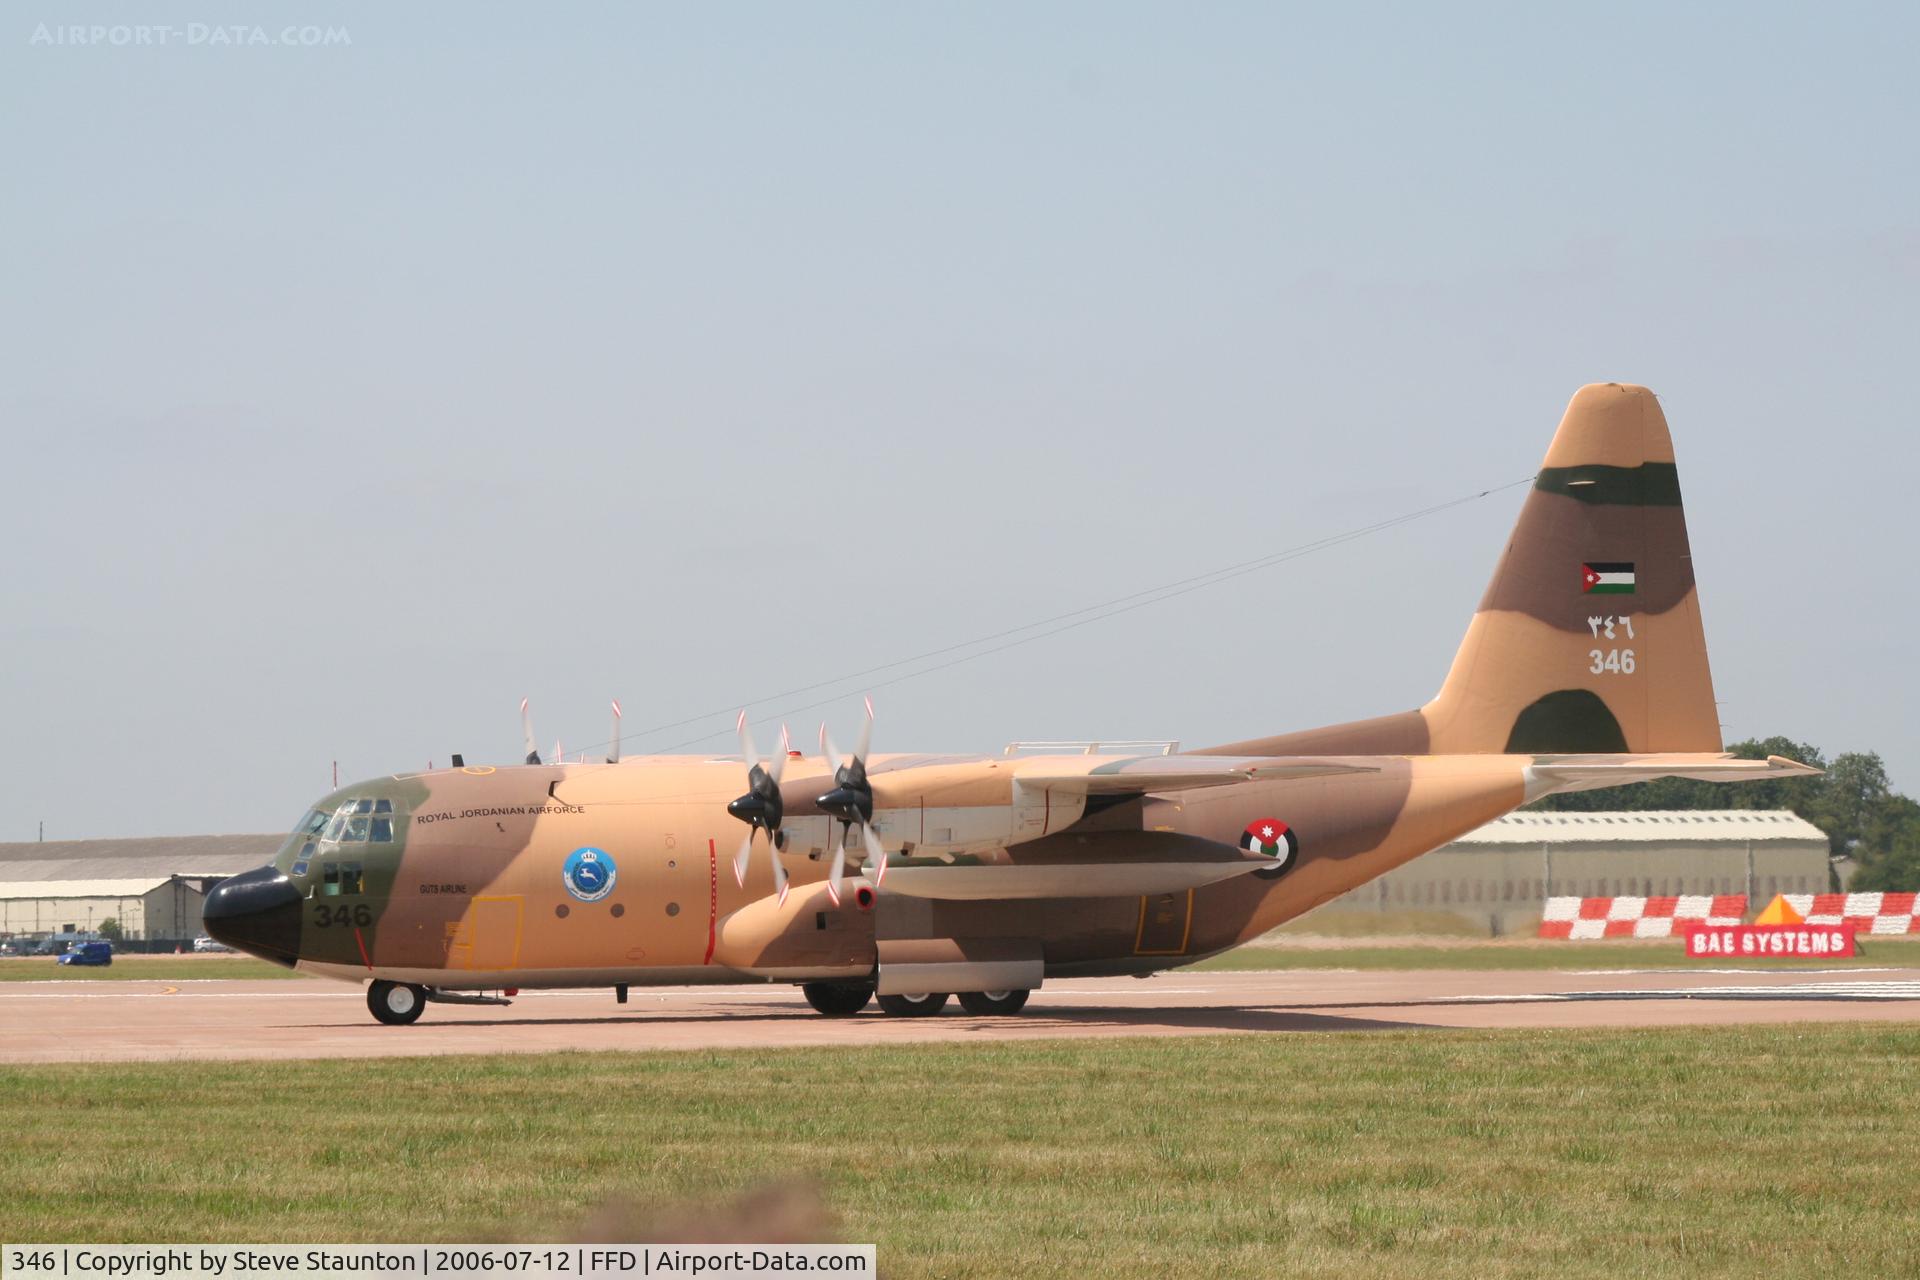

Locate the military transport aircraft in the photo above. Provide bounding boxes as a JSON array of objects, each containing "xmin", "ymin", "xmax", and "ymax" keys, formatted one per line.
[{"xmin": 204, "ymin": 383, "xmax": 1816, "ymax": 1025}]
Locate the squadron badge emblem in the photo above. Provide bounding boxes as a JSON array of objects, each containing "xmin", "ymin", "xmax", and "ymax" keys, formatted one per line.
[{"xmin": 562, "ymin": 846, "xmax": 617, "ymax": 902}]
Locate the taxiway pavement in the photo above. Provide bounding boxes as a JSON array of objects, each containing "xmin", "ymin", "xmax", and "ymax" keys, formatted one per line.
[{"xmin": 3, "ymin": 966, "xmax": 1919, "ymax": 1063}]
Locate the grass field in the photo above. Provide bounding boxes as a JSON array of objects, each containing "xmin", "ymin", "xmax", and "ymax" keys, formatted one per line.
[
  {"xmin": 4, "ymin": 1025, "xmax": 1918, "ymax": 1278},
  {"xmin": 0, "ymin": 955, "xmax": 295, "ymax": 981}
]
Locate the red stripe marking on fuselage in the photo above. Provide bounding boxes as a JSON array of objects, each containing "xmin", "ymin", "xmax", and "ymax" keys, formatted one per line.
[
  {"xmin": 352, "ymin": 927, "xmax": 373, "ymax": 971},
  {"xmin": 704, "ymin": 838, "xmax": 718, "ymax": 964}
]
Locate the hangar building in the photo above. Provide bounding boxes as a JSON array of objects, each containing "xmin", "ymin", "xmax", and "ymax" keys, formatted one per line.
[
  {"xmin": 0, "ymin": 834, "xmax": 279, "ymax": 944},
  {"xmin": 1311, "ymin": 809, "xmax": 1831, "ymax": 935}
]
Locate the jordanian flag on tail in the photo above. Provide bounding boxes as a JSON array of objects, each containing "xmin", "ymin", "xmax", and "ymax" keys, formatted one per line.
[{"xmin": 1582, "ymin": 562, "xmax": 1635, "ymax": 594}]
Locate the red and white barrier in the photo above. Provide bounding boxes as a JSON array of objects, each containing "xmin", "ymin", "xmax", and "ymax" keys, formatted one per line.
[
  {"xmin": 1538, "ymin": 894, "xmax": 1748, "ymax": 939},
  {"xmin": 1783, "ymin": 893, "xmax": 1920, "ymax": 935}
]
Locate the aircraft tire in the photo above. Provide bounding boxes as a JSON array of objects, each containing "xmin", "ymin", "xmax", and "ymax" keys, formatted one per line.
[
  {"xmin": 802, "ymin": 982, "xmax": 874, "ymax": 1017},
  {"xmin": 876, "ymin": 991, "xmax": 950, "ymax": 1017},
  {"xmin": 957, "ymin": 989, "xmax": 1030, "ymax": 1016},
  {"xmin": 368, "ymin": 980, "xmax": 427, "ymax": 1026}
]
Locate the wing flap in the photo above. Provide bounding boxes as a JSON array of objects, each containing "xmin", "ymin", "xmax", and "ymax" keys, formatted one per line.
[{"xmin": 1016, "ymin": 755, "xmax": 1375, "ymax": 796}]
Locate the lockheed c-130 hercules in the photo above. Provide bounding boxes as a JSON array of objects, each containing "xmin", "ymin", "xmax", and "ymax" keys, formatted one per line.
[{"xmin": 203, "ymin": 383, "xmax": 1816, "ymax": 1025}]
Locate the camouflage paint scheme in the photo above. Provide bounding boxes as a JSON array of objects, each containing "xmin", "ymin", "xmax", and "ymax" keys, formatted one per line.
[{"xmin": 209, "ymin": 384, "xmax": 1814, "ymax": 997}]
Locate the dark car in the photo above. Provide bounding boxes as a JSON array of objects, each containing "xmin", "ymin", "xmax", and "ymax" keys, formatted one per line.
[{"xmin": 57, "ymin": 941, "xmax": 113, "ymax": 966}]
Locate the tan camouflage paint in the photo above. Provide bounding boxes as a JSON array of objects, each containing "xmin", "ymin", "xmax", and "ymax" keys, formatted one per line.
[{"xmin": 248, "ymin": 383, "xmax": 1794, "ymax": 992}]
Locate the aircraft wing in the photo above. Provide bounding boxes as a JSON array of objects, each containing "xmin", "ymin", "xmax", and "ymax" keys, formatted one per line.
[
  {"xmin": 1528, "ymin": 753, "xmax": 1821, "ymax": 793},
  {"xmin": 879, "ymin": 831, "xmax": 1281, "ymax": 901},
  {"xmin": 1012, "ymin": 755, "xmax": 1375, "ymax": 795}
]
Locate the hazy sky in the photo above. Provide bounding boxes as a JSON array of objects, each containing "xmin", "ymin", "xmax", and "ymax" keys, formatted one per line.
[{"xmin": 2, "ymin": 3, "xmax": 1914, "ymax": 840}]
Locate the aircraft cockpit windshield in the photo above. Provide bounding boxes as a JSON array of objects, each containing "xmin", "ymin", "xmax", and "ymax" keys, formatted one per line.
[
  {"xmin": 324, "ymin": 798, "xmax": 396, "ymax": 844},
  {"xmin": 289, "ymin": 798, "xmax": 398, "ymax": 878}
]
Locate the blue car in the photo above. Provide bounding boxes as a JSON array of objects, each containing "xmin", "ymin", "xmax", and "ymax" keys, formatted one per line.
[{"xmin": 58, "ymin": 941, "xmax": 112, "ymax": 966}]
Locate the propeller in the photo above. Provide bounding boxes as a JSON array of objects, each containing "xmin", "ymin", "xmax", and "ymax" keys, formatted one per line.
[
  {"xmin": 520, "ymin": 698, "xmax": 541, "ymax": 766},
  {"xmin": 607, "ymin": 699, "xmax": 622, "ymax": 764},
  {"xmin": 817, "ymin": 696, "xmax": 885, "ymax": 904},
  {"xmin": 726, "ymin": 712, "xmax": 791, "ymax": 903}
]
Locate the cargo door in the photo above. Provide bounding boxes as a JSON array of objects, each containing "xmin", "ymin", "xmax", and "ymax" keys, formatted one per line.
[
  {"xmin": 449, "ymin": 895, "xmax": 524, "ymax": 971},
  {"xmin": 1134, "ymin": 889, "xmax": 1193, "ymax": 955}
]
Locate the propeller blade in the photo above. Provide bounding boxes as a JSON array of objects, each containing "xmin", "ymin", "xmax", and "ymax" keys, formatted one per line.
[
  {"xmin": 819, "ymin": 723, "xmax": 841, "ymax": 776},
  {"xmin": 861, "ymin": 821, "xmax": 887, "ymax": 888},
  {"xmin": 736, "ymin": 710, "xmax": 760, "ymax": 772},
  {"xmin": 855, "ymin": 695, "xmax": 874, "ymax": 763},
  {"xmin": 770, "ymin": 724, "xmax": 791, "ymax": 785},
  {"xmin": 733, "ymin": 830, "xmax": 755, "ymax": 888},
  {"xmin": 772, "ymin": 849, "xmax": 789, "ymax": 906},
  {"xmin": 608, "ymin": 699, "xmax": 622, "ymax": 764},
  {"xmin": 826, "ymin": 827, "xmax": 846, "ymax": 907},
  {"xmin": 520, "ymin": 698, "xmax": 541, "ymax": 766}
]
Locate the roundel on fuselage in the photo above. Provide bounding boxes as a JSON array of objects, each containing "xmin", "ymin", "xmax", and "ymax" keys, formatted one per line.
[
  {"xmin": 563, "ymin": 846, "xmax": 617, "ymax": 902},
  {"xmin": 1242, "ymin": 818, "xmax": 1299, "ymax": 878}
]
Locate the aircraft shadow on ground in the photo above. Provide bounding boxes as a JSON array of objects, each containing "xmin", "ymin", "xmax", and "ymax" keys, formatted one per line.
[
  {"xmin": 295, "ymin": 1002, "xmax": 1437, "ymax": 1035},
  {"xmin": 284, "ymin": 983, "xmax": 1919, "ymax": 1040}
]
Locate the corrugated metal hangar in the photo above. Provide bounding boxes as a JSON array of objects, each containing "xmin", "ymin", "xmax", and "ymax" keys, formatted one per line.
[
  {"xmin": 1313, "ymin": 810, "xmax": 1832, "ymax": 935},
  {"xmin": 0, "ymin": 834, "xmax": 277, "ymax": 943}
]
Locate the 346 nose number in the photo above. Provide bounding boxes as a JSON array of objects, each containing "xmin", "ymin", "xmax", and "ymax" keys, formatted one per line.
[{"xmin": 312, "ymin": 903, "xmax": 372, "ymax": 927}]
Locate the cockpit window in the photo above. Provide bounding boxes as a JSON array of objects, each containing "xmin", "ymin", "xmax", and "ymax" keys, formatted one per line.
[
  {"xmin": 292, "ymin": 809, "xmax": 329, "ymax": 837},
  {"xmin": 318, "ymin": 798, "xmax": 403, "ymax": 844}
]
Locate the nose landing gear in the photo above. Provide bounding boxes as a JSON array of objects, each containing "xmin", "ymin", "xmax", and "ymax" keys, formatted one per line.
[{"xmin": 368, "ymin": 980, "xmax": 427, "ymax": 1026}]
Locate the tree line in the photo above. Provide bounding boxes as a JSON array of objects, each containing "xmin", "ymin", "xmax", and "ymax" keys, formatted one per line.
[{"xmin": 1529, "ymin": 737, "xmax": 1920, "ymax": 891}]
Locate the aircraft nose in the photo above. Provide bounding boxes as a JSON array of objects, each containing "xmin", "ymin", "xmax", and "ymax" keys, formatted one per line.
[{"xmin": 202, "ymin": 865, "xmax": 303, "ymax": 967}]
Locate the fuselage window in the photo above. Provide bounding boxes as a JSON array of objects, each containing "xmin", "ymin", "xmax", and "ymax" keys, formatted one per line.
[{"xmin": 323, "ymin": 863, "xmax": 341, "ymax": 896}]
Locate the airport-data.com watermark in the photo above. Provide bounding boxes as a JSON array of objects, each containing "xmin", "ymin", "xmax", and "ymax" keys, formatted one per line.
[{"xmin": 28, "ymin": 22, "xmax": 351, "ymax": 48}]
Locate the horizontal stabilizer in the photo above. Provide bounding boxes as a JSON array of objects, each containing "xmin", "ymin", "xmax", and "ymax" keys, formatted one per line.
[{"xmin": 1529, "ymin": 753, "xmax": 1820, "ymax": 796}]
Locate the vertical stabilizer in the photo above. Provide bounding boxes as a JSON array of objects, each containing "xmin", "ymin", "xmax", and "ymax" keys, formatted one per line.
[
  {"xmin": 1201, "ymin": 382, "xmax": 1723, "ymax": 758},
  {"xmin": 1423, "ymin": 382, "xmax": 1721, "ymax": 754}
]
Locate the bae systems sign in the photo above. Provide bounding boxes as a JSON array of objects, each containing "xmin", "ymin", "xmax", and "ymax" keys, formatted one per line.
[{"xmin": 1685, "ymin": 925, "xmax": 1857, "ymax": 959}]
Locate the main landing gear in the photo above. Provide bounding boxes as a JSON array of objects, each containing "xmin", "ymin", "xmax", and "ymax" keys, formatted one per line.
[
  {"xmin": 957, "ymin": 989, "xmax": 1030, "ymax": 1016},
  {"xmin": 803, "ymin": 985, "xmax": 1033, "ymax": 1017},
  {"xmin": 876, "ymin": 991, "xmax": 950, "ymax": 1017},
  {"xmin": 802, "ymin": 981, "xmax": 874, "ymax": 1016}
]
